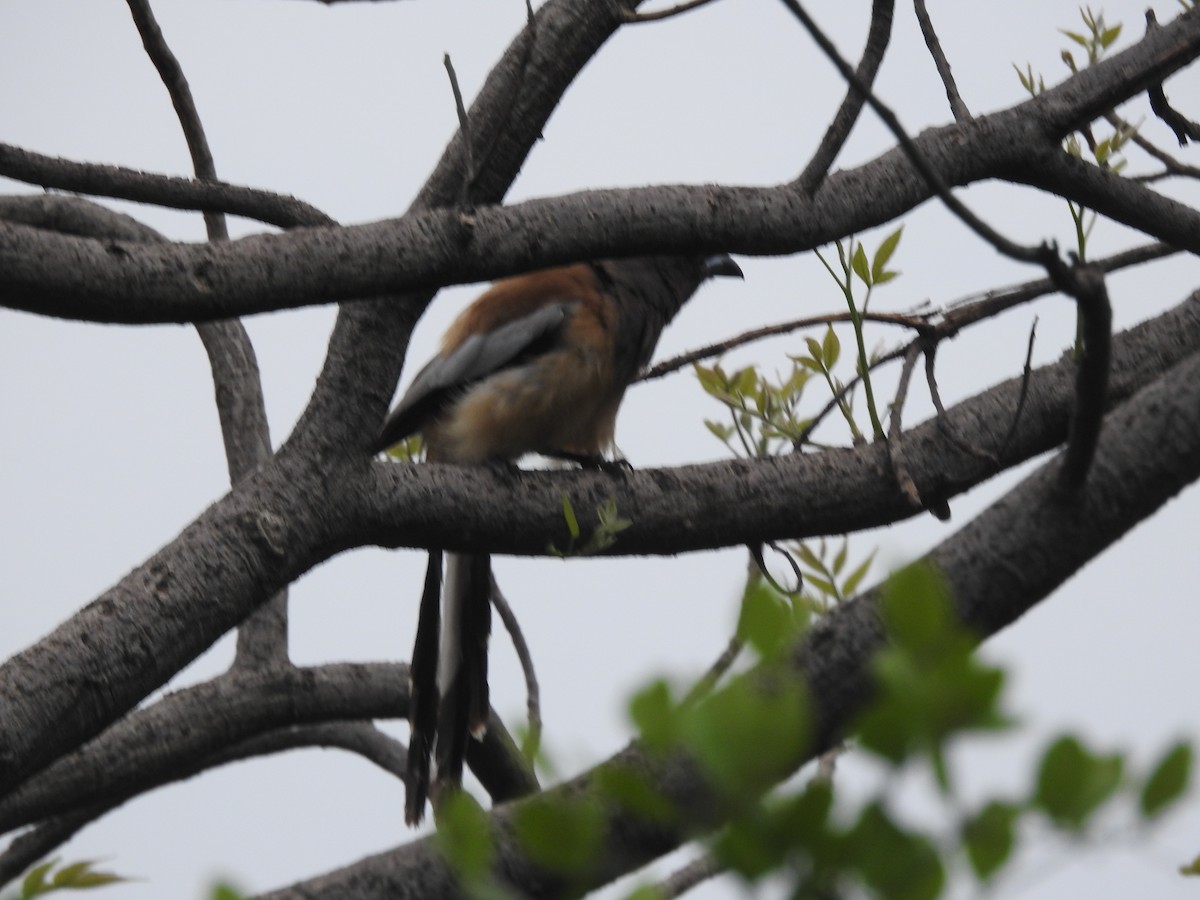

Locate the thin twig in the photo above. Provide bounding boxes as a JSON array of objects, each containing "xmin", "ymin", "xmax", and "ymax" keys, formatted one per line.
[
  {"xmin": 682, "ymin": 635, "xmax": 744, "ymax": 708},
  {"xmin": 641, "ymin": 309, "xmax": 929, "ymax": 382},
  {"xmin": 796, "ymin": 0, "xmax": 895, "ymax": 193},
  {"xmin": 1057, "ymin": 266, "xmax": 1112, "ymax": 492},
  {"xmin": 0, "ymin": 142, "xmax": 333, "ymax": 228},
  {"xmin": 924, "ymin": 341, "xmax": 997, "ymax": 463},
  {"xmin": 1145, "ymin": 10, "xmax": 1200, "ymax": 146},
  {"xmin": 913, "ymin": 0, "xmax": 971, "ymax": 121},
  {"xmin": 0, "ymin": 722, "xmax": 408, "ymax": 890},
  {"xmin": 443, "ymin": 54, "xmax": 476, "ymax": 205},
  {"xmin": 0, "ymin": 804, "xmax": 106, "ymax": 889},
  {"xmin": 940, "ymin": 242, "xmax": 1175, "ymax": 333},
  {"xmin": 750, "ymin": 541, "xmax": 805, "ymax": 596},
  {"xmin": 656, "ymin": 853, "xmax": 725, "ymax": 898},
  {"xmin": 793, "ymin": 344, "xmax": 908, "ymax": 447},
  {"xmin": 1102, "ymin": 112, "xmax": 1200, "ymax": 181},
  {"xmin": 997, "ymin": 317, "xmax": 1040, "ymax": 459},
  {"xmin": 886, "ymin": 341, "xmax": 924, "ymax": 510},
  {"xmin": 490, "ymin": 574, "xmax": 542, "ymax": 759},
  {"xmin": 126, "ymin": 0, "xmax": 226, "ymax": 241},
  {"xmin": 127, "ymin": 0, "xmax": 287, "ymax": 665},
  {"xmin": 778, "ymin": 0, "xmax": 1049, "ymax": 268},
  {"xmin": 620, "ymin": 0, "xmax": 722, "ymax": 24}
]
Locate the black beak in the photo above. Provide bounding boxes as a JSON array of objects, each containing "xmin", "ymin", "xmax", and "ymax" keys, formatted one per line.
[{"xmin": 702, "ymin": 253, "xmax": 744, "ymax": 280}]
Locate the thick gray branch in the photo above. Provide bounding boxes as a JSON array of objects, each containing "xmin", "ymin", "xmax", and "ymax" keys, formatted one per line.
[
  {"xmin": 358, "ymin": 291, "xmax": 1200, "ymax": 556},
  {"xmin": 259, "ymin": 315, "xmax": 1200, "ymax": 900},
  {"xmin": 1, "ymin": 9, "xmax": 1198, "ymax": 324}
]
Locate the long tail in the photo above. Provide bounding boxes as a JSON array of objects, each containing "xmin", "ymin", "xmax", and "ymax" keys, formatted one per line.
[
  {"xmin": 405, "ymin": 550, "xmax": 442, "ymax": 825},
  {"xmin": 405, "ymin": 551, "xmax": 491, "ymax": 824}
]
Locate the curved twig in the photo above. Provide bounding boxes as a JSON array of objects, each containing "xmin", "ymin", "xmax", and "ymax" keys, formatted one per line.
[
  {"xmin": 490, "ymin": 574, "xmax": 543, "ymax": 760},
  {"xmin": 641, "ymin": 309, "xmax": 929, "ymax": 382},
  {"xmin": 913, "ymin": 0, "xmax": 971, "ymax": 121},
  {"xmin": 127, "ymin": 0, "xmax": 287, "ymax": 664},
  {"xmin": 795, "ymin": 0, "xmax": 895, "ymax": 192},
  {"xmin": 885, "ymin": 341, "xmax": 925, "ymax": 510},
  {"xmin": 0, "ymin": 142, "xmax": 333, "ymax": 228},
  {"xmin": 620, "ymin": 0, "xmax": 723, "ymax": 24},
  {"xmin": 778, "ymin": 0, "xmax": 1049, "ymax": 267}
]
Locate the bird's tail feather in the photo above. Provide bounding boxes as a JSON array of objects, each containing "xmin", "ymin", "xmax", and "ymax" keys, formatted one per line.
[
  {"xmin": 405, "ymin": 549, "xmax": 443, "ymax": 825},
  {"xmin": 435, "ymin": 552, "xmax": 492, "ymax": 786}
]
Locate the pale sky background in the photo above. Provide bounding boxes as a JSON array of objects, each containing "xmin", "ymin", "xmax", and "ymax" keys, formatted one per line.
[{"xmin": 2, "ymin": 2, "xmax": 1200, "ymax": 898}]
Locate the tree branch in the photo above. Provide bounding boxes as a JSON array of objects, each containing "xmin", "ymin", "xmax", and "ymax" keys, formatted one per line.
[
  {"xmin": 360, "ymin": 291, "xmax": 1200, "ymax": 556},
  {"xmin": 794, "ymin": 0, "xmax": 894, "ymax": 193},
  {"xmin": 3, "ymin": 8, "xmax": 1198, "ymax": 325},
  {"xmin": 258, "ymin": 337, "xmax": 1200, "ymax": 898}
]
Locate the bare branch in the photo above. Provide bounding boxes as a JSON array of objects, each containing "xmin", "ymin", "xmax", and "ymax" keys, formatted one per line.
[
  {"xmin": 126, "ymin": 0, "xmax": 289, "ymax": 661},
  {"xmin": 620, "ymin": 0, "xmax": 723, "ymax": 24},
  {"xmin": 656, "ymin": 854, "xmax": 725, "ymax": 898},
  {"xmin": 779, "ymin": 0, "xmax": 1051, "ymax": 268},
  {"xmin": 913, "ymin": 0, "xmax": 971, "ymax": 121},
  {"xmin": 442, "ymin": 54, "xmax": 475, "ymax": 205},
  {"xmin": 490, "ymin": 575, "xmax": 543, "ymax": 762},
  {"xmin": 126, "ymin": 0, "xmax": 226, "ymax": 241},
  {"xmin": 795, "ymin": 0, "xmax": 895, "ymax": 192},
  {"xmin": 0, "ymin": 722, "xmax": 407, "ymax": 889},
  {"xmin": 1056, "ymin": 265, "xmax": 1113, "ymax": 492},
  {"xmin": 0, "ymin": 142, "xmax": 333, "ymax": 228},
  {"xmin": 262, "ymin": 339, "xmax": 1200, "ymax": 898},
  {"xmin": 641, "ymin": 309, "xmax": 928, "ymax": 382},
  {"xmin": 997, "ymin": 318, "xmax": 1041, "ymax": 459},
  {"xmin": 1146, "ymin": 10, "xmax": 1200, "ymax": 145},
  {"xmin": 885, "ymin": 341, "xmax": 925, "ymax": 510}
]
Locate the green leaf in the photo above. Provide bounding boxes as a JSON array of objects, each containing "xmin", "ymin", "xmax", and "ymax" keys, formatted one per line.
[
  {"xmin": 822, "ymin": 326, "xmax": 841, "ymax": 368},
  {"xmin": 704, "ymin": 419, "xmax": 733, "ymax": 442},
  {"xmin": 560, "ymin": 493, "xmax": 580, "ymax": 540},
  {"xmin": 628, "ymin": 679, "xmax": 679, "ymax": 750},
  {"xmin": 851, "ymin": 243, "xmax": 871, "ymax": 286},
  {"xmin": 1140, "ymin": 741, "xmax": 1192, "ymax": 818},
  {"xmin": 1181, "ymin": 854, "xmax": 1200, "ymax": 876},
  {"xmin": 879, "ymin": 563, "xmax": 956, "ymax": 658},
  {"xmin": 681, "ymin": 677, "xmax": 809, "ymax": 796},
  {"xmin": 715, "ymin": 779, "xmax": 835, "ymax": 882},
  {"xmin": 1034, "ymin": 735, "xmax": 1124, "ymax": 830},
  {"xmin": 849, "ymin": 803, "xmax": 945, "ymax": 900},
  {"xmin": 733, "ymin": 366, "xmax": 758, "ymax": 396},
  {"xmin": 21, "ymin": 861, "xmax": 55, "ymax": 899},
  {"xmin": 859, "ymin": 564, "xmax": 1008, "ymax": 777},
  {"xmin": 1060, "ymin": 29, "xmax": 1090, "ymax": 48},
  {"xmin": 804, "ymin": 336, "xmax": 825, "ymax": 367},
  {"xmin": 437, "ymin": 790, "xmax": 495, "ymax": 885},
  {"xmin": 514, "ymin": 795, "xmax": 604, "ymax": 877},
  {"xmin": 962, "ymin": 801, "xmax": 1019, "ymax": 881},
  {"xmin": 623, "ymin": 886, "xmax": 666, "ymax": 900},
  {"xmin": 871, "ymin": 227, "xmax": 903, "ymax": 281},
  {"xmin": 794, "ymin": 542, "xmax": 823, "ymax": 570},
  {"xmin": 737, "ymin": 581, "xmax": 793, "ymax": 659},
  {"xmin": 841, "ymin": 550, "xmax": 876, "ymax": 597},
  {"xmin": 804, "ymin": 573, "xmax": 836, "ymax": 598},
  {"xmin": 208, "ymin": 884, "xmax": 249, "ymax": 900},
  {"xmin": 693, "ymin": 363, "xmax": 723, "ymax": 396},
  {"xmin": 595, "ymin": 765, "xmax": 677, "ymax": 824},
  {"xmin": 1100, "ymin": 24, "xmax": 1121, "ymax": 47},
  {"xmin": 831, "ymin": 540, "xmax": 848, "ymax": 576}
]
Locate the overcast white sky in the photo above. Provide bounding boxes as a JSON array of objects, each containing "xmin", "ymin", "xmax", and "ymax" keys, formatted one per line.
[{"xmin": 2, "ymin": 1, "xmax": 1200, "ymax": 898}]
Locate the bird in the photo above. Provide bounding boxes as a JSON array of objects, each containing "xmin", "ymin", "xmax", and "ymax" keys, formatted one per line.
[{"xmin": 370, "ymin": 252, "xmax": 743, "ymax": 824}]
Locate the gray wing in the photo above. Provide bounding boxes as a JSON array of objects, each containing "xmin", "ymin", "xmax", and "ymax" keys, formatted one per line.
[{"xmin": 371, "ymin": 302, "xmax": 572, "ymax": 452}]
